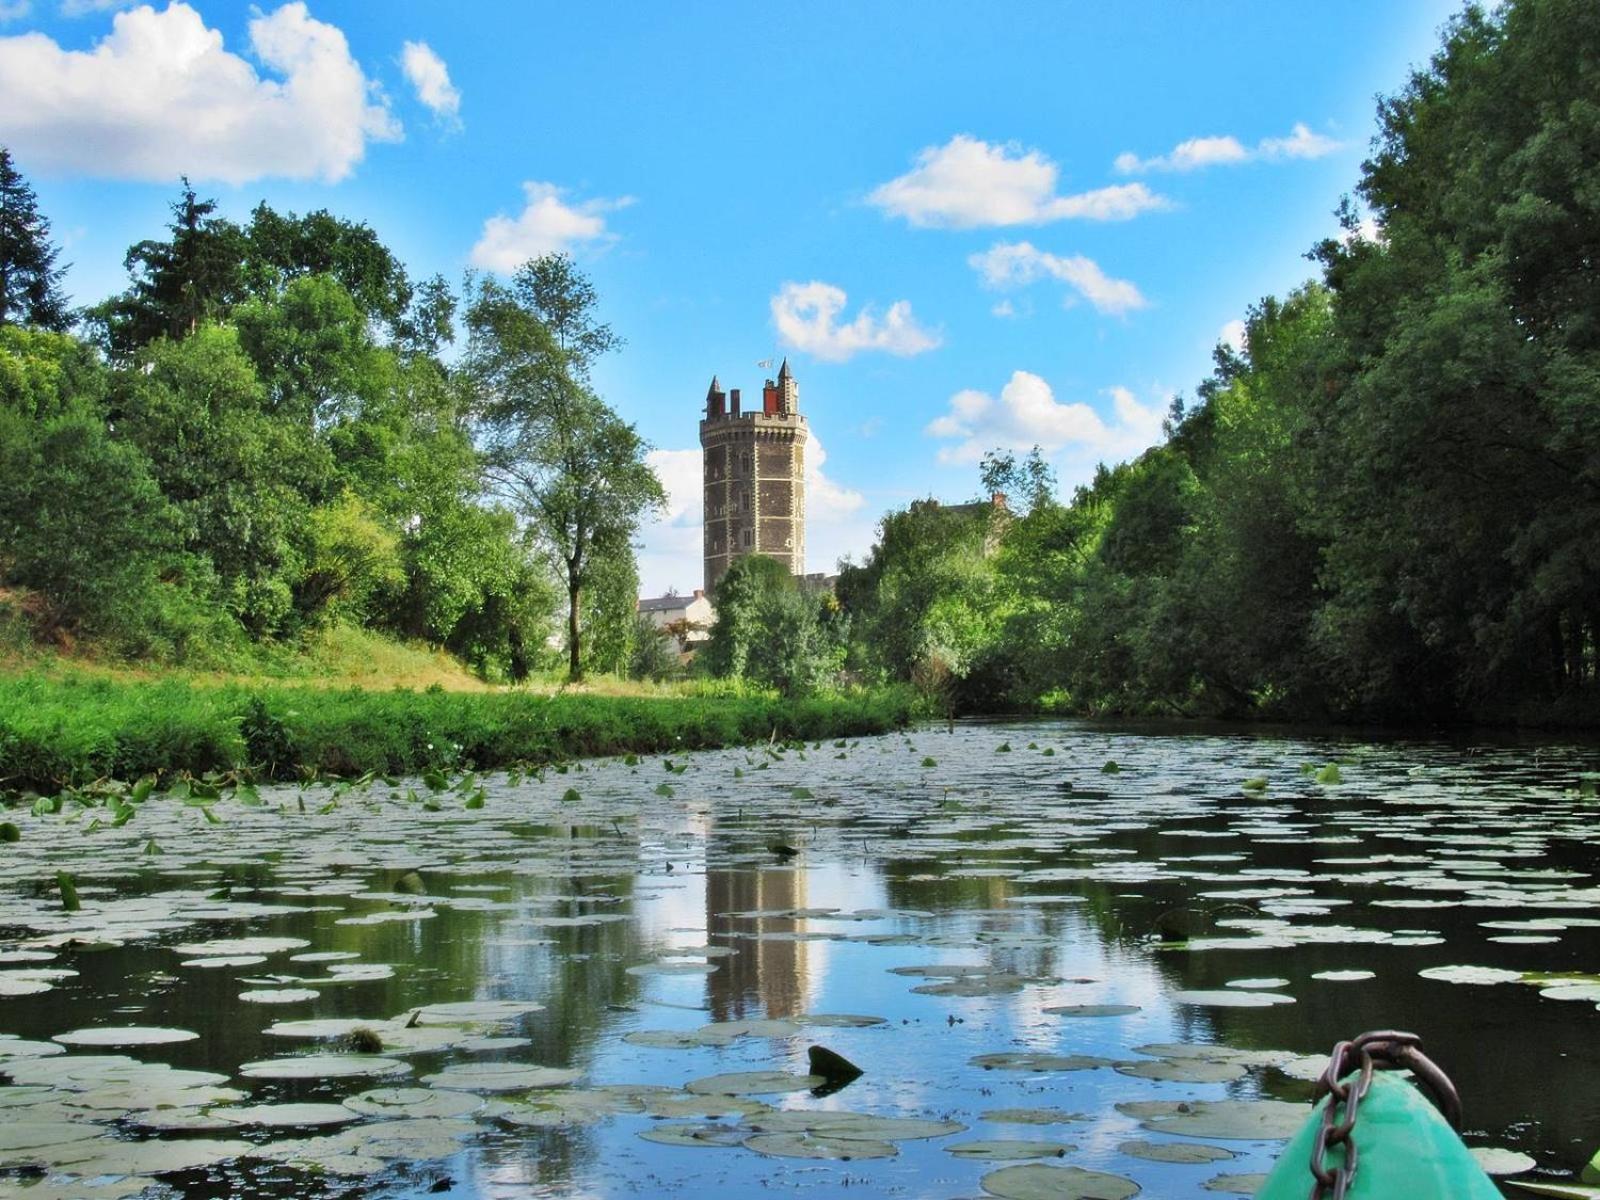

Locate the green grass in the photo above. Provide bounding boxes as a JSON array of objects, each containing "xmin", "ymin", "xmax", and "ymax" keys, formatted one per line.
[
  {"xmin": 0, "ymin": 619, "xmax": 495, "ymax": 694},
  {"xmin": 0, "ymin": 672, "xmax": 918, "ymax": 791}
]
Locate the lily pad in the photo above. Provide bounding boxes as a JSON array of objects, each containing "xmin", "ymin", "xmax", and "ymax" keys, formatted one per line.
[
  {"xmin": 1119, "ymin": 1139, "xmax": 1236, "ymax": 1164},
  {"xmin": 1043, "ymin": 1004, "xmax": 1141, "ymax": 1018},
  {"xmin": 948, "ymin": 1139, "xmax": 1074, "ymax": 1160},
  {"xmin": 637, "ymin": 1122, "xmax": 750, "ymax": 1148},
  {"xmin": 492, "ymin": 1087, "xmax": 642, "ymax": 1127},
  {"xmin": 1203, "ymin": 1173, "xmax": 1268, "ymax": 1194},
  {"xmin": 0, "ymin": 1121, "xmax": 106, "ymax": 1152},
  {"xmin": 1471, "ymin": 1147, "xmax": 1537, "ymax": 1175},
  {"xmin": 47, "ymin": 1137, "xmax": 258, "ymax": 1177},
  {"xmin": 745, "ymin": 1131, "xmax": 898, "ymax": 1159},
  {"xmin": 1120, "ymin": 1098, "xmax": 1306, "ymax": 1140},
  {"xmin": 746, "ymin": 1111, "xmax": 965, "ymax": 1140},
  {"xmin": 172, "ymin": 936, "xmax": 308, "ymax": 956},
  {"xmin": 624, "ymin": 1029, "xmax": 736, "ymax": 1050},
  {"xmin": 344, "ymin": 1086, "xmax": 484, "ymax": 1119},
  {"xmin": 218, "ymin": 1102, "xmax": 360, "ymax": 1128},
  {"xmin": 626, "ymin": 960, "xmax": 719, "ymax": 976},
  {"xmin": 127, "ymin": 1107, "xmax": 242, "ymax": 1131},
  {"xmin": 1117, "ymin": 1058, "xmax": 1250, "ymax": 1083},
  {"xmin": 404, "ymin": 999, "xmax": 544, "ymax": 1024},
  {"xmin": 420, "ymin": 1062, "xmax": 580, "ymax": 1092},
  {"xmin": 971, "ymin": 1052, "xmax": 1115, "ymax": 1072},
  {"xmin": 239, "ymin": 988, "xmax": 320, "ymax": 1004},
  {"xmin": 985, "ymin": 1108, "xmax": 1087, "ymax": 1126},
  {"xmin": 684, "ymin": 1070, "xmax": 823, "ymax": 1096},
  {"xmin": 1417, "ymin": 964, "xmax": 1523, "ymax": 985},
  {"xmin": 981, "ymin": 1163, "xmax": 1141, "ymax": 1199},
  {"xmin": 1171, "ymin": 990, "xmax": 1296, "ymax": 1008},
  {"xmin": 239, "ymin": 1054, "xmax": 410, "ymax": 1080},
  {"xmin": 52, "ymin": 1026, "xmax": 198, "ymax": 1047},
  {"xmin": 799, "ymin": 1013, "xmax": 888, "ymax": 1028}
]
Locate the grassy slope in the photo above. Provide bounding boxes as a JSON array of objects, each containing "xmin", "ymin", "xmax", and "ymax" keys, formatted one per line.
[{"xmin": 0, "ymin": 633, "xmax": 917, "ymax": 789}]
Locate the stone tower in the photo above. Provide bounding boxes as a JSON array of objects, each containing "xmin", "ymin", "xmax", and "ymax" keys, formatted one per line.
[{"xmin": 700, "ymin": 359, "xmax": 807, "ymax": 593}]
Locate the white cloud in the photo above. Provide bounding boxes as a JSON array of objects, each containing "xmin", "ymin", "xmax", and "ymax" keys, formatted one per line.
[
  {"xmin": 400, "ymin": 39, "xmax": 459, "ymax": 125},
  {"xmin": 635, "ymin": 435, "xmax": 866, "ymax": 595},
  {"xmin": 1, "ymin": 1, "xmax": 31, "ymax": 22},
  {"xmin": 0, "ymin": 3, "xmax": 401, "ymax": 183},
  {"xmin": 869, "ymin": 134, "xmax": 1169, "ymax": 229},
  {"xmin": 770, "ymin": 281, "xmax": 940, "ymax": 363},
  {"xmin": 804, "ymin": 432, "xmax": 864, "ymax": 521},
  {"xmin": 968, "ymin": 241, "xmax": 1146, "ymax": 316},
  {"xmin": 925, "ymin": 370, "xmax": 1166, "ymax": 469},
  {"xmin": 1116, "ymin": 122, "xmax": 1342, "ymax": 173},
  {"xmin": 59, "ymin": 0, "xmax": 131, "ymax": 14},
  {"xmin": 1259, "ymin": 122, "xmax": 1342, "ymax": 160},
  {"xmin": 1220, "ymin": 318, "xmax": 1248, "ymax": 354},
  {"xmin": 469, "ymin": 182, "xmax": 632, "ymax": 271}
]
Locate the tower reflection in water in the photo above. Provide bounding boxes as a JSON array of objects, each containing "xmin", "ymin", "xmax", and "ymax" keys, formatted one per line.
[{"xmin": 705, "ymin": 864, "xmax": 809, "ymax": 1021}]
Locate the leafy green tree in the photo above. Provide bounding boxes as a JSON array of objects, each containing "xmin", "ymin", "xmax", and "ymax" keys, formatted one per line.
[
  {"xmin": 464, "ymin": 258, "xmax": 663, "ymax": 680},
  {"xmin": 629, "ymin": 614, "xmax": 682, "ymax": 681},
  {"xmin": 0, "ymin": 325, "xmax": 105, "ymax": 420},
  {"xmin": 116, "ymin": 325, "xmax": 330, "ymax": 636},
  {"xmin": 297, "ymin": 491, "xmax": 404, "ymax": 625},
  {"xmin": 242, "ymin": 204, "xmax": 414, "ymax": 334},
  {"xmin": 839, "ymin": 498, "xmax": 1006, "ymax": 692},
  {"xmin": 702, "ymin": 555, "xmax": 838, "ymax": 694},
  {"xmin": 0, "ymin": 149, "xmax": 69, "ymax": 331},
  {"xmin": 979, "ymin": 445, "xmax": 1056, "ymax": 515},
  {"xmin": 0, "ymin": 409, "xmax": 178, "ymax": 641},
  {"xmin": 234, "ymin": 273, "xmax": 388, "ymax": 427},
  {"xmin": 583, "ymin": 546, "xmax": 642, "ymax": 677}
]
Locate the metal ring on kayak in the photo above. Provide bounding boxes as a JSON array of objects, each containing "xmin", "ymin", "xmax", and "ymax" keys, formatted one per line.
[{"xmin": 1306, "ymin": 1030, "xmax": 1464, "ymax": 1198}]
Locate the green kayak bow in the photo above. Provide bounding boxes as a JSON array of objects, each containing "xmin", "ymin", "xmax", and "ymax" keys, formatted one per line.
[{"xmin": 1256, "ymin": 1030, "xmax": 1501, "ymax": 1199}]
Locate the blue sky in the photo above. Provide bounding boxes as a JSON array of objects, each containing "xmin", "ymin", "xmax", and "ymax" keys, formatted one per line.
[{"xmin": 0, "ymin": 0, "xmax": 1462, "ymax": 594}]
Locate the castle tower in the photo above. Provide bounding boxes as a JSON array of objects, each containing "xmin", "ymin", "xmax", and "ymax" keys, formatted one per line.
[{"xmin": 700, "ymin": 358, "xmax": 807, "ymax": 593}]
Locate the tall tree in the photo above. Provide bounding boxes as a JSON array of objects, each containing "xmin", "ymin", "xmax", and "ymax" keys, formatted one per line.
[
  {"xmin": 242, "ymin": 204, "xmax": 414, "ymax": 334},
  {"xmin": 0, "ymin": 149, "xmax": 69, "ymax": 331},
  {"xmin": 464, "ymin": 258, "xmax": 663, "ymax": 680},
  {"xmin": 94, "ymin": 179, "xmax": 247, "ymax": 356}
]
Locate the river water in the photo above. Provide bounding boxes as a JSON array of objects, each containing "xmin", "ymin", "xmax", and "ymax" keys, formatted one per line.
[{"xmin": 2, "ymin": 718, "xmax": 1599, "ymax": 1199}]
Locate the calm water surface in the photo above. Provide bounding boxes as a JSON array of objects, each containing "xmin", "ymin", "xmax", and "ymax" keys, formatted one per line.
[{"xmin": 3, "ymin": 719, "xmax": 1600, "ymax": 1199}]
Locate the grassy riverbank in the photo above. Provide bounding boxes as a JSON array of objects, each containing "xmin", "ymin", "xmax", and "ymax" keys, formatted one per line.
[{"xmin": 0, "ymin": 671, "xmax": 918, "ymax": 791}]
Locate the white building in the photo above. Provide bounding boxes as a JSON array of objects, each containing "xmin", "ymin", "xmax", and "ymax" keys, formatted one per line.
[{"xmin": 637, "ymin": 589, "xmax": 715, "ymax": 655}]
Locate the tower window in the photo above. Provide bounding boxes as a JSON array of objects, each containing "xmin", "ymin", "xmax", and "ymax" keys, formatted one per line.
[
  {"xmin": 740, "ymin": 453, "xmax": 750, "ymax": 474},
  {"xmin": 741, "ymin": 529, "xmax": 752, "ymax": 548},
  {"xmin": 740, "ymin": 491, "xmax": 749, "ymax": 512}
]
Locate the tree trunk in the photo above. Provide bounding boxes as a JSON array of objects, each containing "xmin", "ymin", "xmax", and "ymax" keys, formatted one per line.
[
  {"xmin": 567, "ymin": 579, "xmax": 583, "ymax": 681},
  {"xmin": 508, "ymin": 624, "xmax": 529, "ymax": 683}
]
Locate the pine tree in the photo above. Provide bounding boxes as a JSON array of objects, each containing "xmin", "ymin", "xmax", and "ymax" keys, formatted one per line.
[{"xmin": 0, "ymin": 148, "xmax": 69, "ymax": 331}]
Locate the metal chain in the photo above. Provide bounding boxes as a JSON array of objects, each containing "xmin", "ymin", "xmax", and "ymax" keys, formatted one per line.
[{"xmin": 1307, "ymin": 1030, "xmax": 1463, "ymax": 1200}]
